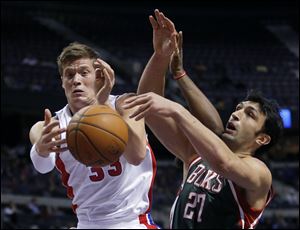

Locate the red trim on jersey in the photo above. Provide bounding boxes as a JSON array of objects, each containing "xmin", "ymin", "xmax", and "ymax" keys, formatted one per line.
[
  {"xmin": 72, "ymin": 204, "xmax": 78, "ymax": 213},
  {"xmin": 55, "ymin": 154, "xmax": 74, "ymax": 199},
  {"xmin": 139, "ymin": 214, "xmax": 159, "ymax": 229},
  {"xmin": 233, "ymin": 183, "xmax": 274, "ymax": 228},
  {"xmin": 188, "ymin": 156, "xmax": 201, "ymax": 170},
  {"xmin": 145, "ymin": 143, "xmax": 157, "ymax": 213},
  {"xmin": 55, "ymin": 154, "xmax": 78, "ymax": 213}
]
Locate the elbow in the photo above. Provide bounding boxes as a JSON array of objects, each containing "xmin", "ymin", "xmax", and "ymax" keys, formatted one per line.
[
  {"xmin": 125, "ymin": 144, "xmax": 147, "ymax": 166},
  {"xmin": 128, "ymin": 158, "xmax": 144, "ymax": 166},
  {"xmin": 124, "ymin": 133, "xmax": 147, "ymax": 165},
  {"xmin": 36, "ymin": 168, "xmax": 53, "ymax": 174},
  {"xmin": 30, "ymin": 150, "xmax": 55, "ymax": 174},
  {"xmin": 32, "ymin": 163, "xmax": 54, "ymax": 174},
  {"xmin": 124, "ymin": 145, "xmax": 147, "ymax": 166},
  {"xmin": 126, "ymin": 154, "xmax": 146, "ymax": 166}
]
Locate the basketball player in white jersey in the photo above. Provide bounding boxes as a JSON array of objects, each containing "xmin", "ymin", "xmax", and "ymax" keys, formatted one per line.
[{"xmin": 29, "ymin": 41, "xmax": 160, "ymax": 229}]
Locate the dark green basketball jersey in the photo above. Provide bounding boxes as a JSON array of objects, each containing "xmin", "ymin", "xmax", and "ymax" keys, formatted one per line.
[{"xmin": 170, "ymin": 157, "xmax": 273, "ymax": 229}]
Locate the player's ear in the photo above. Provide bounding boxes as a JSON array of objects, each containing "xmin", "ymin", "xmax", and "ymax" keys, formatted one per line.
[
  {"xmin": 61, "ymin": 76, "xmax": 65, "ymax": 89},
  {"xmin": 256, "ymin": 133, "xmax": 271, "ymax": 146}
]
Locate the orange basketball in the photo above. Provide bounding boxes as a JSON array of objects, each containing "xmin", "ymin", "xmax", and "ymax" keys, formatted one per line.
[{"xmin": 66, "ymin": 104, "xmax": 128, "ymax": 167}]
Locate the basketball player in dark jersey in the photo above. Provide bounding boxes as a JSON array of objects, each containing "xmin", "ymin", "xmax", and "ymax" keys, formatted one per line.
[{"xmin": 130, "ymin": 11, "xmax": 283, "ymax": 229}]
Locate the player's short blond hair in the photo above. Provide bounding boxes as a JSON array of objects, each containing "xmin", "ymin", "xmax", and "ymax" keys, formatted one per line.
[{"xmin": 57, "ymin": 42, "xmax": 99, "ymax": 76}]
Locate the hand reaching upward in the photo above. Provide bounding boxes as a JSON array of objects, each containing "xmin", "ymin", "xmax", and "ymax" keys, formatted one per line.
[
  {"xmin": 94, "ymin": 58, "xmax": 115, "ymax": 105},
  {"xmin": 149, "ymin": 9, "xmax": 178, "ymax": 57}
]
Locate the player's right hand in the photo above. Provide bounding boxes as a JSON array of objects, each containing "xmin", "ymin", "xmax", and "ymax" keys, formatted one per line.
[{"xmin": 35, "ymin": 109, "xmax": 68, "ymax": 157}]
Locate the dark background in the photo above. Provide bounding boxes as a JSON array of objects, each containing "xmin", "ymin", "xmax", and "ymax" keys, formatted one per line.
[{"xmin": 1, "ymin": 0, "xmax": 299, "ymax": 229}]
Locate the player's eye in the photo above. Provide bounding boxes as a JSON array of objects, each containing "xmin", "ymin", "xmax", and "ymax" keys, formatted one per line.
[
  {"xmin": 235, "ymin": 105, "xmax": 242, "ymax": 111},
  {"xmin": 65, "ymin": 73, "xmax": 74, "ymax": 79}
]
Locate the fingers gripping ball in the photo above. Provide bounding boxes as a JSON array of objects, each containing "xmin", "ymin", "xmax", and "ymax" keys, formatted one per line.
[{"xmin": 67, "ymin": 105, "xmax": 128, "ymax": 167}]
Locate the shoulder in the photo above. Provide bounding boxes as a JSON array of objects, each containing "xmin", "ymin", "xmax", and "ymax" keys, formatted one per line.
[
  {"xmin": 243, "ymin": 156, "xmax": 272, "ymax": 191},
  {"xmin": 244, "ymin": 157, "xmax": 272, "ymax": 178},
  {"xmin": 237, "ymin": 156, "xmax": 273, "ymax": 209}
]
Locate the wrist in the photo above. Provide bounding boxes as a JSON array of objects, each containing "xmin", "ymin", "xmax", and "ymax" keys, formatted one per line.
[
  {"xmin": 30, "ymin": 144, "xmax": 56, "ymax": 174},
  {"xmin": 173, "ymin": 70, "xmax": 186, "ymax": 80},
  {"xmin": 35, "ymin": 144, "xmax": 50, "ymax": 158}
]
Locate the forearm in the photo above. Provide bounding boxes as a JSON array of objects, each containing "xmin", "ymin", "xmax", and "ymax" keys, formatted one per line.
[
  {"xmin": 137, "ymin": 53, "xmax": 170, "ymax": 96},
  {"xmin": 117, "ymin": 94, "xmax": 147, "ymax": 165},
  {"xmin": 145, "ymin": 114, "xmax": 193, "ymax": 163},
  {"xmin": 172, "ymin": 105, "xmax": 230, "ymax": 170},
  {"xmin": 177, "ymin": 75, "xmax": 224, "ymax": 135},
  {"xmin": 30, "ymin": 144, "xmax": 56, "ymax": 174},
  {"xmin": 123, "ymin": 122, "xmax": 147, "ymax": 165}
]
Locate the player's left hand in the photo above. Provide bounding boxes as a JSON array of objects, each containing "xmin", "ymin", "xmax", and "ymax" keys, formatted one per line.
[{"xmin": 94, "ymin": 58, "xmax": 115, "ymax": 105}]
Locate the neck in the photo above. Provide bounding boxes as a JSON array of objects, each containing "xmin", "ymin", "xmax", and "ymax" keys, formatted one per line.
[
  {"xmin": 68, "ymin": 102, "xmax": 94, "ymax": 115},
  {"xmin": 222, "ymin": 138, "xmax": 254, "ymax": 156},
  {"xmin": 68, "ymin": 99, "xmax": 110, "ymax": 116},
  {"xmin": 68, "ymin": 107, "xmax": 74, "ymax": 116}
]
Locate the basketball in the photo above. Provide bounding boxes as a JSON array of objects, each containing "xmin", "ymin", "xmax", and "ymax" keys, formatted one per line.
[{"xmin": 66, "ymin": 104, "xmax": 128, "ymax": 167}]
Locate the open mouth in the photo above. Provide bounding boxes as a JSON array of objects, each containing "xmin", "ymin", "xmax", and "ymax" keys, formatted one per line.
[
  {"xmin": 73, "ymin": 89, "xmax": 84, "ymax": 94},
  {"xmin": 225, "ymin": 122, "xmax": 236, "ymax": 133}
]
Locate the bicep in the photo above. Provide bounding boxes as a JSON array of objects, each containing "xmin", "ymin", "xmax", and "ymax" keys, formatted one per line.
[{"xmin": 221, "ymin": 156, "xmax": 272, "ymax": 192}]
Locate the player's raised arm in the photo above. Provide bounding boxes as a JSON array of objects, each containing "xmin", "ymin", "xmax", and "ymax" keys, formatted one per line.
[
  {"xmin": 170, "ymin": 31, "xmax": 224, "ymax": 136},
  {"xmin": 137, "ymin": 9, "xmax": 177, "ymax": 96},
  {"xmin": 123, "ymin": 92, "xmax": 272, "ymax": 191}
]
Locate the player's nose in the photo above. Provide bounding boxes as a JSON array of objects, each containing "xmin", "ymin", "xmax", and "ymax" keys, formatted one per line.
[
  {"xmin": 231, "ymin": 112, "xmax": 240, "ymax": 121},
  {"xmin": 73, "ymin": 73, "xmax": 82, "ymax": 85}
]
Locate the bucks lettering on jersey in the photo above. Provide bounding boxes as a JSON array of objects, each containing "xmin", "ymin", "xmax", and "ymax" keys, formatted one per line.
[{"xmin": 170, "ymin": 157, "xmax": 272, "ymax": 229}]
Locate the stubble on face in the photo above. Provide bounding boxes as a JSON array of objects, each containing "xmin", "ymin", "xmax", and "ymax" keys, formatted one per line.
[{"xmin": 221, "ymin": 101, "xmax": 266, "ymax": 153}]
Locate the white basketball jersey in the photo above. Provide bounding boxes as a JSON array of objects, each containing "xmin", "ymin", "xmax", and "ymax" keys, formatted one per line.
[{"xmin": 55, "ymin": 95, "xmax": 158, "ymax": 228}]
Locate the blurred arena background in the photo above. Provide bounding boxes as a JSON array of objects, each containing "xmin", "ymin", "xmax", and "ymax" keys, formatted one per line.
[{"xmin": 1, "ymin": 0, "xmax": 298, "ymax": 229}]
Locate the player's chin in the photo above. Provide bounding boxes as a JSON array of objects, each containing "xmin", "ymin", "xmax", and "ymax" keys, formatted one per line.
[
  {"xmin": 221, "ymin": 132, "xmax": 236, "ymax": 140},
  {"xmin": 71, "ymin": 98, "xmax": 91, "ymax": 108},
  {"xmin": 70, "ymin": 97, "xmax": 84, "ymax": 104}
]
